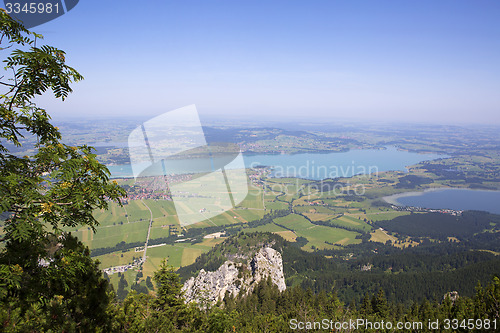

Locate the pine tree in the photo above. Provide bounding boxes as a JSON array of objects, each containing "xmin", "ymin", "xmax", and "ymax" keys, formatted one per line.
[
  {"xmin": 146, "ymin": 276, "xmax": 154, "ymax": 290},
  {"xmin": 361, "ymin": 293, "xmax": 373, "ymax": 315},
  {"xmin": 372, "ymin": 289, "xmax": 389, "ymax": 318},
  {"xmin": 153, "ymin": 260, "xmax": 189, "ymax": 328}
]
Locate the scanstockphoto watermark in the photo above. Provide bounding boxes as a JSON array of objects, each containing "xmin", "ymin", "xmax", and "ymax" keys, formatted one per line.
[
  {"xmin": 290, "ymin": 318, "xmax": 424, "ymax": 331},
  {"xmin": 289, "ymin": 318, "xmax": 498, "ymax": 331}
]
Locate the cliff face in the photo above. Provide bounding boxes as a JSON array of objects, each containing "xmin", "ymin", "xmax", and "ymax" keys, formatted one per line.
[{"xmin": 182, "ymin": 247, "xmax": 286, "ymax": 304}]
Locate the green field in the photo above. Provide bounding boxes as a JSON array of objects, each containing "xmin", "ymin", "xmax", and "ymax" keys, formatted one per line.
[
  {"xmin": 274, "ymin": 214, "xmax": 313, "ymax": 231},
  {"xmin": 330, "ymin": 215, "xmax": 372, "ymax": 232},
  {"xmin": 148, "ymin": 224, "xmax": 170, "ymax": 239},
  {"xmin": 297, "ymin": 225, "xmax": 361, "ymax": 251},
  {"xmin": 124, "ymin": 200, "xmax": 152, "ymax": 221},
  {"xmin": 232, "ymin": 208, "xmax": 265, "ymax": 222},
  {"xmin": 274, "ymin": 214, "xmax": 361, "ymax": 251},
  {"xmin": 366, "ymin": 211, "xmax": 410, "ymax": 221},
  {"xmin": 236, "ymin": 187, "xmax": 265, "ymax": 209},
  {"xmin": 140, "ymin": 238, "xmax": 225, "ymax": 279},
  {"xmin": 265, "ymin": 201, "xmax": 290, "ymax": 210},
  {"xmin": 77, "ymin": 219, "xmax": 150, "ymax": 249},
  {"xmin": 244, "ymin": 223, "xmax": 287, "ymax": 233}
]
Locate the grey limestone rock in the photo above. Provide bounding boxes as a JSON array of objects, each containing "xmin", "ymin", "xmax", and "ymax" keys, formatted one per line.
[{"xmin": 182, "ymin": 247, "xmax": 285, "ymax": 304}]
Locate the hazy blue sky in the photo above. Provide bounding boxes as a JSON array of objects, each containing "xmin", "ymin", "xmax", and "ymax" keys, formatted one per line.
[{"xmin": 26, "ymin": 0, "xmax": 500, "ymax": 124}]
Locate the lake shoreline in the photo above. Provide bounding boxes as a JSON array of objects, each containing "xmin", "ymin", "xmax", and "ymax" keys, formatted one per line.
[
  {"xmin": 383, "ymin": 188, "xmax": 447, "ymax": 205},
  {"xmin": 383, "ymin": 188, "xmax": 500, "ymax": 215},
  {"xmin": 107, "ymin": 146, "xmax": 448, "ymax": 180}
]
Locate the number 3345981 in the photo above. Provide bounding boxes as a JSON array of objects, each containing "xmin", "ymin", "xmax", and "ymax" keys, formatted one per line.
[{"xmin": 5, "ymin": 2, "xmax": 60, "ymax": 14}]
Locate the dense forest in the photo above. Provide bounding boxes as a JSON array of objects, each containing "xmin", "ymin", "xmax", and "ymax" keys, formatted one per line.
[
  {"xmin": 375, "ymin": 211, "xmax": 500, "ymax": 241},
  {"xmin": 100, "ymin": 270, "xmax": 500, "ymax": 332}
]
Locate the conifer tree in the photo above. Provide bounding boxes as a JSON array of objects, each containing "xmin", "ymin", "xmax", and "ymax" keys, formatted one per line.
[
  {"xmin": 153, "ymin": 260, "xmax": 189, "ymax": 328},
  {"xmin": 372, "ymin": 288, "xmax": 389, "ymax": 318}
]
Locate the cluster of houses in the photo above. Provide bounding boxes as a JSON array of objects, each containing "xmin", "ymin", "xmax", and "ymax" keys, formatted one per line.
[
  {"xmin": 391, "ymin": 204, "xmax": 463, "ymax": 216},
  {"xmin": 239, "ymin": 143, "xmax": 269, "ymax": 152},
  {"xmin": 120, "ymin": 174, "xmax": 194, "ymax": 203},
  {"xmin": 103, "ymin": 256, "xmax": 145, "ymax": 276},
  {"xmin": 304, "ymin": 200, "xmax": 326, "ymax": 206},
  {"xmin": 248, "ymin": 166, "xmax": 270, "ymax": 185}
]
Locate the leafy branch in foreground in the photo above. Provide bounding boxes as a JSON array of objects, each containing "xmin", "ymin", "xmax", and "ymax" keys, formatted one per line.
[{"xmin": 0, "ymin": 10, "xmax": 125, "ymax": 330}]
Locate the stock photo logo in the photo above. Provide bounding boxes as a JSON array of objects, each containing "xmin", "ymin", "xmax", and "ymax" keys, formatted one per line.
[
  {"xmin": 3, "ymin": 0, "xmax": 79, "ymax": 28},
  {"xmin": 128, "ymin": 105, "xmax": 248, "ymax": 227}
]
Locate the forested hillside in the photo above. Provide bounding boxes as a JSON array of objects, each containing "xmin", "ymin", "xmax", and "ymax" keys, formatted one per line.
[
  {"xmin": 179, "ymin": 232, "xmax": 500, "ymax": 306},
  {"xmin": 375, "ymin": 211, "xmax": 500, "ymax": 240}
]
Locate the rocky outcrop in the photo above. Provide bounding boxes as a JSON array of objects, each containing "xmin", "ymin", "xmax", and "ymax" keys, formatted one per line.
[
  {"xmin": 443, "ymin": 291, "xmax": 459, "ymax": 303},
  {"xmin": 182, "ymin": 247, "xmax": 285, "ymax": 304}
]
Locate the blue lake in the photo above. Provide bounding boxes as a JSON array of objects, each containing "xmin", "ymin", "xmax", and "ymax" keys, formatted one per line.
[
  {"xmin": 107, "ymin": 146, "xmax": 446, "ymax": 180},
  {"xmin": 384, "ymin": 188, "xmax": 500, "ymax": 215}
]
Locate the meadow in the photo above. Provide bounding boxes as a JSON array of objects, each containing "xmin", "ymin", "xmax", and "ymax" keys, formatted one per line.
[{"xmin": 84, "ymin": 169, "xmax": 434, "ymax": 290}]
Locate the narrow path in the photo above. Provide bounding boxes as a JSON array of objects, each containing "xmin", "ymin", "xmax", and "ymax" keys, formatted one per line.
[
  {"xmin": 122, "ymin": 205, "xmax": 131, "ymax": 224},
  {"xmin": 200, "ymin": 211, "xmax": 218, "ymax": 226},
  {"xmin": 262, "ymin": 180, "xmax": 266, "ymax": 210},
  {"xmin": 141, "ymin": 199, "xmax": 154, "ymax": 263},
  {"xmin": 347, "ymin": 211, "xmax": 394, "ymax": 216}
]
